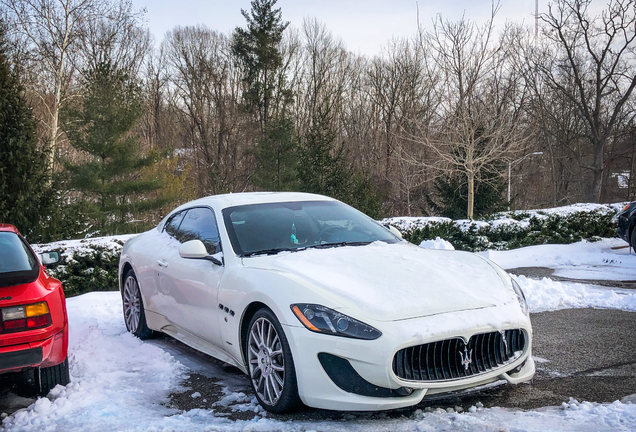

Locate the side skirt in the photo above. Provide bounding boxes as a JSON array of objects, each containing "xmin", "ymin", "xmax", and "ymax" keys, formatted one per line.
[{"xmin": 160, "ymin": 324, "xmax": 247, "ymax": 374}]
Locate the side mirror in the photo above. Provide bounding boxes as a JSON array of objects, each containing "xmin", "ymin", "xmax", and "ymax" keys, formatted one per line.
[
  {"xmin": 179, "ymin": 239, "xmax": 223, "ymax": 266},
  {"xmin": 389, "ymin": 225, "xmax": 403, "ymax": 239},
  {"xmin": 179, "ymin": 240, "xmax": 208, "ymax": 259},
  {"xmin": 40, "ymin": 251, "xmax": 61, "ymax": 267}
]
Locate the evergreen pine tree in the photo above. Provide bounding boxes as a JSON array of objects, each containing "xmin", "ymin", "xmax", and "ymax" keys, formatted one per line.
[
  {"xmin": 0, "ymin": 24, "xmax": 53, "ymax": 241},
  {"xmin": 62, "ymin": 62, "xmax": 164, "ymax": 235},
  {"xmin": 298, "ymin": 109, "xmax": 349, "ymax": 198},
  {"xmin": 231, "ymin": 0, "xmax": 290, "ymax": 128},
  {"xmin": 298, "ymin": 108, "xmax": 385, "ymax": 218},
  {"xmin": 427, "ymin": 170, "xmax": 507, "ymax": 220},
  {"xmin": 252, "ymin": 118, "xmax": 300, "ymax": 191}
]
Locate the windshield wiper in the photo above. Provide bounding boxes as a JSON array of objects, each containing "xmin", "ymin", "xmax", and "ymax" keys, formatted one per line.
[
  {"xmin": 242, "ymin": 241, "xmax": 373, "ymax": 257},
  {"xmin": 306, "ymin": 241, "xmax": 372, "ymax": 250},
  {"xmin": 242, "ymin": 247, "xmax": 304, "ymax": 257}
]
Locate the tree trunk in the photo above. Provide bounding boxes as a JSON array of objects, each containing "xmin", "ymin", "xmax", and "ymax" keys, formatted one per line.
[
  {"xmin": 467, "ymin": 172, "xmax": 475, "ymax": 219},
  {"xmin": 49, "ymin": 99, "xmax": 59, "ymax": 170},
  {"xmin": 588, "ymin": 140, "xmax": 604, "ymax": 202},
  {"xmin": 49, "ymin": 58, "xmax": 66, "ymax": 171}
]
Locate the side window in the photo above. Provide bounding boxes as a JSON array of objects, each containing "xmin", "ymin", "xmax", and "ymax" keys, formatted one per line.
[
  {"xmin": 175, "ymin": 207, "xmax": 221, "ymax": 255},
  {"xmin": 164, "ymin": 211, "xmax": 186, "ymax": 238}
]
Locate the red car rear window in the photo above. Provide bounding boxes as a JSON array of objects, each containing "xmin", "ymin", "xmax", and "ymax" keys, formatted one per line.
[{"xmin": 0, "ymin": 232, "xmax": 39, "ymax": 287}]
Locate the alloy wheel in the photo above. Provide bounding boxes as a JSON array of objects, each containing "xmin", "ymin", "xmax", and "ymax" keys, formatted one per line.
[
  {"xmin": 123, "ymin": 276, "xmax": 141, "ymax": 334},
  {"xmin": 247, "ymin": 317, "xmax": 285, "ymax": 406}
]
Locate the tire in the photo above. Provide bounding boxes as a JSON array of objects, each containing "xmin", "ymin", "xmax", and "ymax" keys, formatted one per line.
[
  {"xmin": 631, "ymin": 228, "xmax": 636, "ymax": 251},
  {"xmin": 122, "ymin": 269, "xmax": 154, "ymax": 340},
  {"xmin": 37, "ymin": 357, "xmax": 70, "ymax": 396},
  {"xmin": 246, "ymin": 309, "xmax": 303, "ymax": 413}
]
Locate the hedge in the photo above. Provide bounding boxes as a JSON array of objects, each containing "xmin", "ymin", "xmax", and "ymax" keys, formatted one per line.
[
  {"xmin": 32, "ymin": 237, "xmax": 129, "ymax": 297},
  {"xmin": 381, "ymin": 203, "xmax": 626, "ymax": 252}
]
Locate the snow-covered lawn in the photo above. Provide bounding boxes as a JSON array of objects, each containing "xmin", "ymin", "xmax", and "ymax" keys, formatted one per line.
[
  {"xmin": 481, "ymin": 238, "xmax": 635, "ymax": 281},
  {"xmin": 4, "ymin": 273, "xmax": 636, "ymax": 430}
]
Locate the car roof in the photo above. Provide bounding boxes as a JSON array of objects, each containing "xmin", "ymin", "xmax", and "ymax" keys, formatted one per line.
[
  {"xmin": 181, "ymin": 192, "xmax": 335, "ymax": 209},
  {"xmin": 0, "ymin": 224, "xmax": 19, "ymax": 234}
]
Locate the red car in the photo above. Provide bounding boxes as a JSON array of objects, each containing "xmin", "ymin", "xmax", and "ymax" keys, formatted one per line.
[{"xmin": 0, "ymin": 224, "xmax": 69, "ymax": 395}]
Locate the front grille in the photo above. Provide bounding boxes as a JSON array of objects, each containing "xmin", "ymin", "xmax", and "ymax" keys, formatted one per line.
[{"xmin": 393, "ymin": 329, "xmax": 525, "ymax": 382}]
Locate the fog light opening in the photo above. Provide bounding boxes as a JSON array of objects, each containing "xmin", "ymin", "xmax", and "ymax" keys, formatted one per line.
[
  {"xmin": 395, "ymin": 387, "xmax": 414, "ymax": 396},
  {"xmin": 510, "ymin": 359, "xmax": 527, "ymax": 375}
]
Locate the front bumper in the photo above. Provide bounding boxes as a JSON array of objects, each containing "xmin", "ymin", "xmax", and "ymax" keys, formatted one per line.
[
  {"xmin": 283, "ymin": 308, "xmax": 534, "ymax": 411},
  {"xmin": 617, "ymin": 214, "xmax": 632, "ymax": 244}
]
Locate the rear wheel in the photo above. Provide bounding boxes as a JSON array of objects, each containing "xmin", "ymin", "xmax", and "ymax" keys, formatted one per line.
[
  {"xmin": 246, "ymin": 309, "xmax": 302, "ymax": 413},
  {"xmin": 122, "ymin": 269, "xmax": 154, "ymax": 339},
  {"xmin": 36, "ymin": 357, "xmax": 70, "ymax": 396}
]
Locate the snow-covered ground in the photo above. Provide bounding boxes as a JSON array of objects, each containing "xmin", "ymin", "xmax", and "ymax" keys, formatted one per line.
[
  {"xmin": 3, "ymin": 242, "xmax": 636, "ymax": 431},
  {"xmin": 482, "ymin": 238, "xmax": 635, "ymax": 281},
  {"xmin": 3, "ymin": 289, "xmax": 636, "ymax": 431}
]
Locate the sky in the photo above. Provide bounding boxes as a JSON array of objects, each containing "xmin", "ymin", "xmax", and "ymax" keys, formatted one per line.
[{"xmin": 129, "ymin": 0, "xmax": 570, "ymax": 57}]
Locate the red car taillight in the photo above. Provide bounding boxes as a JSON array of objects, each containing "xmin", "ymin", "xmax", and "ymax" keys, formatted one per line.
[{"xmin": 0, "ymin": 302, "xmax": 52, "ymax": 333}]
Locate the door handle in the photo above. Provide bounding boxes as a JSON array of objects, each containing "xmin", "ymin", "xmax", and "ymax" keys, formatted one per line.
[{"xmin": 157, "ymin": 259, "xmax": 168, "ymax": 268}]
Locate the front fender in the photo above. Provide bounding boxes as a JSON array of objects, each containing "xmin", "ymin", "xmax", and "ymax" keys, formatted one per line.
[{"xmin": 217, "ymin": 265, "xmax": 348, "ymax": 368}]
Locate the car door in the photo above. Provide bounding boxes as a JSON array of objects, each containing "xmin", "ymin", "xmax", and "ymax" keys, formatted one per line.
[
  {"xmin": 156, "ymin": 207, "xmax": 225, "ymax": 346},
  {"xmin": 152, "ymin": 209, "xmax": 186, "ymax": 319}
]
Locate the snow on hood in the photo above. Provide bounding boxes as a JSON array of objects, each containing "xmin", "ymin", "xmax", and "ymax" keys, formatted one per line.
[{"xmin": 246, "ymin": 242, "xmax": 515, "ymax": 322}]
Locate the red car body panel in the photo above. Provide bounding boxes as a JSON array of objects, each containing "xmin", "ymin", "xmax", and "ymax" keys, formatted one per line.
[{"xmin": 0, "ymin": 225, "xmax": 69, "ymax": 374}]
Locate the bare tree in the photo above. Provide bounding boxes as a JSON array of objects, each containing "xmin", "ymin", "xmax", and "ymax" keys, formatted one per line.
[
  {"xmin": 537, "ymin": 0, "xmax": 636, "ymax": 202},
  {"xmin": 77, "ymin": 0, "xmax": 150, "ymax": 76},
  {"xmin": 164, "ymin": 25, "xmax": 250, "ymax": 194},
  {"xmin": 1, "ymin": 0, "xmax": 139, "ymax": 168},
  {"xmin": 367, "ymin": 38, "xmax": 436, "ymax": 215},
  {"xmin": 405, "ymin": 8, "xmax": 525, "ymax": 219},
  {"xmin": 298, "ymin": 18, "xmax": 350, "ymax": 132}
]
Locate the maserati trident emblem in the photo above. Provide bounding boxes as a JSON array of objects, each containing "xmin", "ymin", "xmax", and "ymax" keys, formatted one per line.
[{"xmin": 459, "ymin": 345, "xmax": 473, "ymax": 371}]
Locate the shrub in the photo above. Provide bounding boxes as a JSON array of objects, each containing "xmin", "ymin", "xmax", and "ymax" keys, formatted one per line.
[
  {"xmin": 382, "ymin": 203, "xmax": 624, "ymax": 252},
  {"xmin": 33, "ymin": 237, "xmax": 127, "ymax": 297}
]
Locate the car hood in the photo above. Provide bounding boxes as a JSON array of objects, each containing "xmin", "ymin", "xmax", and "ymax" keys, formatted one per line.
[{"xmin": 242, "ymin": 241, "xmax": 517, "ymax": 322}]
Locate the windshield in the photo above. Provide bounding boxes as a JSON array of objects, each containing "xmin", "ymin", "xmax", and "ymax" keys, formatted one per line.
[
  {"xmin": 223, "ymin": 200, "xmax": 399, "ymax": 257},
  {"xmin": 0, "ymin": 232, "xmax": 39, "ymax": 287}
]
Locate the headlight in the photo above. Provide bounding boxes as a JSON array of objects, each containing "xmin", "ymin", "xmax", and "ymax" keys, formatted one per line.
[
  {"xmin": 511, "ymin": 278, "xmax": 529, "ymax": 316},
  {"xmin": 291, "ymin": 304, "xmax": 382, "ymax": 340}
]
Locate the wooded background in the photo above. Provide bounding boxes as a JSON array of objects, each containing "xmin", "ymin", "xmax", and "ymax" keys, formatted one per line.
[{"xmin": 1, "ymin": 0, "xmax": 635, "ymax": 241}]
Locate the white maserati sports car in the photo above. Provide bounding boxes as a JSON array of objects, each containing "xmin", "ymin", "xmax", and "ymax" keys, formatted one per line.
[{"xmin": 118, "ymin": 192, "xmax": 534, "ymax": 413}]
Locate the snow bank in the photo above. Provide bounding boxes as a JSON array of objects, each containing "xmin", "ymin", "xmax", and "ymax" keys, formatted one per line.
[
  {"xmin": 419, "ymin": 237, "xmax": 455, "ymax": 250},
  {"xmin": 514, "ymin": 275, "xmax": 636, "ymax": 313},
  {"xmin": 2, "ymin": 292, "xmax": 186, "ymax": 431},
  {"xmin": 483, "ymin": 238, "xmax": 636, "ymax": 281}
]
